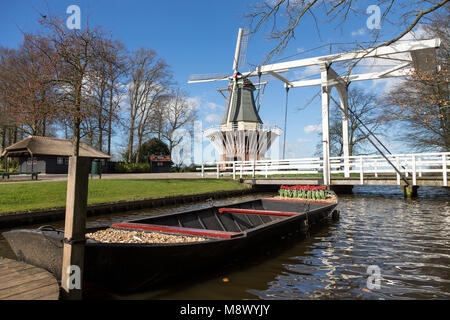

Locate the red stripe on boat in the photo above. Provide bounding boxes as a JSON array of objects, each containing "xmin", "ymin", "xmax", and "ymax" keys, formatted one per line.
[
  {"xmin": 111, "ymin": 222, "xmax": 243, "ymax": 239},
  {"xmin": 218, "ymin": 208, "xmax": 297, "ymax": 217},
  {"xmin": 261, "ymin": 198, "xmax": 334, "ymax": 205}
]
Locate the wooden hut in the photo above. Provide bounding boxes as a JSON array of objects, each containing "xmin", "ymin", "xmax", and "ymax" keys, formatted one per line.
[{"xmin": 1, "ymin": 136, "xmax": 110, "ymax": 174}]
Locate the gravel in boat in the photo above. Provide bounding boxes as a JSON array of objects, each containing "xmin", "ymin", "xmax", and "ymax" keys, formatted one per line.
[{"xmin": 86, "ymin": 228, "xmax": 208, "ymax": 244}]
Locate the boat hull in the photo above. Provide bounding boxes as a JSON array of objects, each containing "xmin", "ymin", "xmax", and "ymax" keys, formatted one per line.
[{"xmin": 3, "ymin": 198, "xmax": 337, "ymax": 292}]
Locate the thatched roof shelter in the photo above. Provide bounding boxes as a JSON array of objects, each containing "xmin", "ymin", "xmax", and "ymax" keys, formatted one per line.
[{"xmin": 1, "ymin": 136, "xmax": 110, "ymax": 159}]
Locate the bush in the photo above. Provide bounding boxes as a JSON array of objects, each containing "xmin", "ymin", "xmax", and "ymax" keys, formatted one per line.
[
  {"xmin": 114, "ymin": 162, "xmax": 152, "ymax": 173},
  {"xmin": 0, "ymin": 160, "xmax": 19, "ymax": 172}
]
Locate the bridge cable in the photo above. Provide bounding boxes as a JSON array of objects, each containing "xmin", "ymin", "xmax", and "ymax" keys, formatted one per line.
[
  {"xmin": 283, "ymin": 86, "xmax": 289, "ymax": 159},
  {"xmin": 329, "ymin": 94, "xmax": 410, "ymax": 186}
]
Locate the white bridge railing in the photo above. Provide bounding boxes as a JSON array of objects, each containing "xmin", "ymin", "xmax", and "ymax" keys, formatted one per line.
[{"xmin": 197, "ymin": 152, "xmax": 450, "ymax": 186}]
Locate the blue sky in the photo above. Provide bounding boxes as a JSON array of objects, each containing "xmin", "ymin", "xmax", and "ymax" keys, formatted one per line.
[{"xmin": 0, "ymin": 1, "xmax": 429, "ymax": 162}]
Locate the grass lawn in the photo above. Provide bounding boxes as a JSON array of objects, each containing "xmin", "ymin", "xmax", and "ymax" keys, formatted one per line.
[{"xmin": 0, "ymin": 179, "xmax": 248, "ymax": 214}]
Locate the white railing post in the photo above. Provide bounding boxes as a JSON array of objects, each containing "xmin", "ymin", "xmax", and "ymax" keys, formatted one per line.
[
  {"xmin": 201, "ymin": 164, "xmax": 205, "ymax": 178},
  {"xmin": 418, "ymin": 157, "xmax": 423, "ymax": 177},
  {"xmin": 443, "ymin": 154, "xmax": 448, "ymax": 187},
  {"xmin": 265, "ymin": 163, "xmax": 268, "ymax": 178},
  {"xmin": 404, "ymin": 159, "xmax": 409, "ymax": 177},
  {"xmin": 344, "ymin": 155, "xmax": 350, "ymax": 178},
  {"xmin": 374, "ymin": 159, "xmax": 378, "ymax": 178},
  {"xmin": 239, "ymin": 161, "xmax": 243, "ymax": 178},
  {"xmin": 359, "ymin": 156, "xmax": 364, "ymax": 185},
  {"xmin": 412, "ymin": 155, "xmax": 416, "ymax": 185},
  {"xmin": 252, "ymin": 159, "xmax": 256, "ymax": 178},
  {"xmin": 232, "ymin": 162, "xmax": 236, "ymax": 180},
  {"xmin": 216, "ymin": 162, "xmax": 220, "ymax": 179}
]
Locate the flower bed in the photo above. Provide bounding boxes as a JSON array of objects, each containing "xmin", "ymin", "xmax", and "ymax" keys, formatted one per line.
[{"xmin": 278, "ymin": 185, "xmax": 330, "ymax": 201}]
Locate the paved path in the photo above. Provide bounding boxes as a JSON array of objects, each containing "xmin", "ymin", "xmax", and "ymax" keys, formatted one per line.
[
  {"xmin": 0, "ymin": 172, "xmax": 217, "ymax": 184},
  {"xmin": 0, "ymin": 257, "xmax": 59, "ymax": 300}
]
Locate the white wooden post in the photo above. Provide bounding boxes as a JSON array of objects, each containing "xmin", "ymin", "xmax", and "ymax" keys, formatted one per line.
[
  {"xmin": 216, "ymin": 163, "xmax": 220, "ymax": 179},
  {"xmin": 374, "ymin": 159, "xmax": 378, "ymax": 178},
  {"xmin": 339, "ymin": 85, "xmax": 350, "ymax": 178},
  {"xmin": 265, "ymin": 163, "xmax": 268, "ymax": 178},
  {"xmin": 252, "ymin": 159, "xmax": 256, "ymax": 178},
  {"xmin": 418, "ymin": 157, "xmax": 423, "ymax": 177},
  {"xmin": 232, "ymin": 162, "xmax": 236, "ymax": 180},
  {"xmin": 359, "ymin": 156, "xmax": 364, "ymax": 185},
  {"xmin": 412, "ymin": 155, "xmax": 417, "ymax": 185},
  {"xmin": 320, "ymin": 64, "xmax": 331, "ymax": 185},
  {"xmin": 443, "ymin": 154, "xmax": 448, "ymax": 187},
  {"xmin": 404, "ymin": 159, "xmax": 409, "ymax": 177},
  {"xmin": 201, "ymin": 164, "xmax": 205, "ymax": 178},
  {"xmin": 240, "ymin": 161, "xmax": 243, "ymax": 178}
]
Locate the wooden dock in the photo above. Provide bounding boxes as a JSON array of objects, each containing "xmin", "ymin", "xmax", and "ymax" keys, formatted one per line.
[{"xmin": 0, "ymin": 257, "xmax": 59, "ymax": 300}]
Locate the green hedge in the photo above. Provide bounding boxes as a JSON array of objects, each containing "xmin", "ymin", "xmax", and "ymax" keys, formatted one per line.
[{"xmin": 114, "ymin": 162, "xmax": 152, "ymax": 173}]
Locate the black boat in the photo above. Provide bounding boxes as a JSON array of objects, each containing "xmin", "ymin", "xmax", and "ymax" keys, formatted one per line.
[{"xmin": 3, "ymin": 196, "xmax": 338, "ymax": 292}]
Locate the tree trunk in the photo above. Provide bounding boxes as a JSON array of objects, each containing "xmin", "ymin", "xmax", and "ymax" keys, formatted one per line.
[
  {"xmin": 1, "ymin": 126, "xmax": 6, "ymax": 151},
  {"xmin": 107, "ymin": 83, "xmax": 113, "ymax": 155},
  {"xmin": 127, "ymin": 125, "xmax": 135, "ymax": 163}
]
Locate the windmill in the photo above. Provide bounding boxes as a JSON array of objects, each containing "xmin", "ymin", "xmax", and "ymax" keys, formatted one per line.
[{"xmin": 189, "ymin": 28, "xmax": 281, "ymax": 162}]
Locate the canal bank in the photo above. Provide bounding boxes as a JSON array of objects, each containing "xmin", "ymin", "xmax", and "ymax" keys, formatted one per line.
[{"xmin": 0, "ymin": 187, "xmax": 257, "ymax": 229}]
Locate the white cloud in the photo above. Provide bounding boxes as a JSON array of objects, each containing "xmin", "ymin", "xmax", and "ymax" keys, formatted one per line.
[
  {"xmin": 304, "ymin": 124, "xmax": 322, "ymax": 134},
  {"xmin": 400, "ymin": 24, "xmax": 428, "ymax": 41},
  {"xmin": 293, "ymin": 65, "xmax": 321, "ymax": 80},
  {"xmin": 297, "ymin": 137, "xmax": 312, "ymax": 144},
  {"xmin": 206, "ymin": 102, "xmax": 221, "ymax": 110},
  {"xmin": 186, "ymin": 96, "xmax": 201, "ymax": 110},
  {"xmin": 205, "ymin": 113, "xmax": 222, "ymax": 123},
  {"xmin": 351, "ymin": 28, "xmax": 366, "ymax": 36}
]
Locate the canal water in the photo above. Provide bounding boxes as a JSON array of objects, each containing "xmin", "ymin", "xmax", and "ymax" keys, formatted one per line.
[{"xmin": 0, "ymin": 186, "xmax": 449, "ymax": 299}]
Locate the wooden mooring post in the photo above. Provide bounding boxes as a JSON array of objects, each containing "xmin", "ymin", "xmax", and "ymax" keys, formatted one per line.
[{"xmin": 60, "ymin": 156, "xmax": 90, "ymax": 300}]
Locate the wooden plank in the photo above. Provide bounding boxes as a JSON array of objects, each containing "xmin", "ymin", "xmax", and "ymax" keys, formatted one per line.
[
  {"xmin": 0, "ymin": 258, "xmax": 59, "ymax": 300},
  {"xmin": 218, "ymin": 208, "xmax": 298, "ymax": 217},
  {"xmin": 112, "ymin": 222, "xmax": 243, "ymax": 239},
  {"xmin": 0, "ymin": 281, "xmax": 59, "ymax": 300},
  {"xmin": 0, "ymin": 266, "xmax": 47, "ymax": 284}
]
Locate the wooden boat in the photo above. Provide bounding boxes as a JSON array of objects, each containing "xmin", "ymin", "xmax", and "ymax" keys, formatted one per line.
[{"xmin": 3, "ymin": 196, "xmax": 338, "ymax": 292}]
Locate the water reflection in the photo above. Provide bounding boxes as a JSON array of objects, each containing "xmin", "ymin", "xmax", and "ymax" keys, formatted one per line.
[{"xmin": 1, "ymin": 186, "xmax": 449, "ymax": 299}]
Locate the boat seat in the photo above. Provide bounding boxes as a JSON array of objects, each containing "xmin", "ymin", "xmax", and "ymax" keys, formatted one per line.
[
  {"xmin": 112, "ymin": 222, "xmax": 243, "ymax": 239},
  {"xmin": 218, "ymin": 208, "xmax": 298, "ymax": 217}
]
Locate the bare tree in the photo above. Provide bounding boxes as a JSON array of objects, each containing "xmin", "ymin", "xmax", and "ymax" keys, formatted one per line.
[
  {"xmin": 315, "ymin": 87, "xmax": 384, "ymax": 156},
  {"xmin": 85, "ymin": 38, "xmax": 127, "ymax": 153},
  {"xmin": 0, "ymin": 38, "xmax": 58, "ymax": 138},
  {"xmin": 247, "ymin": 0, "xmax": 449, "ymax": 62},
  {"xmin": 126, "ymin": 48, "xmax": 171, "ymax": 163},
  {"xmin": 105, "ymin": 40, "xmax": 127, "ymax": 155},
  {"xmin": 161, "ymin": 89, "xmax": 198, "ymax": 156},
  {"xmin": 383, "ymin": 8, "xmax": 449, "ymax": 151},
  {"xmin": 27, "ymin": 16, "xmax": 113, "ymax": 156}
]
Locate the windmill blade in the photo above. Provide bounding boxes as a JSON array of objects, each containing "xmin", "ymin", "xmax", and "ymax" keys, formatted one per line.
[
  {"xmin": 188, "ymin": 73, "xmax": 231, "ymax": 83},
  {"xmin": 232, "ymin": 28, "xmax": 244, "ymax": 71},
  {"xmin": 237, "ymin": 28, "xmax": 249, "ymax": 71}
]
